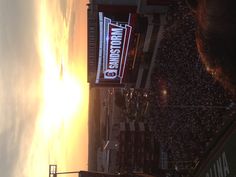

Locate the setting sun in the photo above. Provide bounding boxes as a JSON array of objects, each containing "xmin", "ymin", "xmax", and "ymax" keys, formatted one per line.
[
  {"xmin": 38, "ymin": 0, "xmax": 85, "ymax": 139},
  {"xmin": 33, "ymin": 0, "xmax": 88, "ymax": 173}
]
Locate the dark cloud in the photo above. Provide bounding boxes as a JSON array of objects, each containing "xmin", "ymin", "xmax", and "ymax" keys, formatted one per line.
[
  {"xmin": 68, "ymin": 11, "xmax": 76, "ymax": 57},
  {"xmin": 60, "ymin": 0, "xmax": 67, "ymax": 20}
]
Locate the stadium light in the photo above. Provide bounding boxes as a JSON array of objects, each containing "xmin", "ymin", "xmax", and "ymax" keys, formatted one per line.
[
  {"xmin": 49, "ymin": 164, "xmax": 80, "ymax": 177},
  {"xmin": 49, "ymin": 165, "xmax": 57, "ymax": 177}
]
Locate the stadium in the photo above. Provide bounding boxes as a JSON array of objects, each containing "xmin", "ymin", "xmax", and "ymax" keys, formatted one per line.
[{"xmin": 87, "ymin": 0, "xmax": 236, "ymax": 177}]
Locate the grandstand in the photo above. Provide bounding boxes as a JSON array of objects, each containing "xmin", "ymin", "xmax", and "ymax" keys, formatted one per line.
[
  {"xmin": 88, "ymin": 0, "xmax": 236, "ymax": 177},
  {"xmin": 148, "ymin": 0, "xmax": 236, "ymax": 176}
]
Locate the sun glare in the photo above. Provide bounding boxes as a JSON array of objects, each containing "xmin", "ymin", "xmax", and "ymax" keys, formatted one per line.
[
  {"xmin": 23, "ymin": 1, "xmax": 88, "ymax": 176},
  {"xmin": 38, "ymin": 0, "xmax": 83, "ymax": 139}
]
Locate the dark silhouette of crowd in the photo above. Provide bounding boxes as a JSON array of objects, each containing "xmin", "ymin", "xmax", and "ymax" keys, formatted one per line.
[{"xmin": 148, "ymin": 0, "xmax": 235, "ymax": 176}]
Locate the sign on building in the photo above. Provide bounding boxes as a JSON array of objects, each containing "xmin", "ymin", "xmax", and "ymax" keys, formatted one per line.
[{"xmin": 96, "ymin": 12, "xmax": 133, "ymax": 85}]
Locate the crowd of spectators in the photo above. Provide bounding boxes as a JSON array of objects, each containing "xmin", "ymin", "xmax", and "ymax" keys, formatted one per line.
[
  {"xmin": 147, "ymin": 0, "xmax": 235, "ymax": 176},
  {"xmin": 112, "ymin": 1, "xmax": 235, "ymax": 176}
]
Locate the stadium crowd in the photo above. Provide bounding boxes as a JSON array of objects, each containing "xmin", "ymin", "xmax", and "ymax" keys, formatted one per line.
[{"xmin": 148, "ymin": 0, "xmax": 235, "ymax": 176}]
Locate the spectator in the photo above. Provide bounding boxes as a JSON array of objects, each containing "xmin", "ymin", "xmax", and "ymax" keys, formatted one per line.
[{"xmin": 148, "ymin": 0, "xmax": 235, "ymax": 176}]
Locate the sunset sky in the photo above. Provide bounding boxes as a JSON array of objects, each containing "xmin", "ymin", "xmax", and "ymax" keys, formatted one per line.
[{"xmin": 0, "ymin": 0, "xmax": 88, "ymax": 177}]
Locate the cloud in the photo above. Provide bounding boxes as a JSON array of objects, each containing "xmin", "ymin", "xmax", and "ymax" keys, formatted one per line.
[
  {"xmin": 0, "ymin": 0, "xmax": 41, "ymax": 176},
  {"xmin": 60, "ymin": 0, "xmax": 68, "ymax": 20},
  {"xmin": 1, "ymin": 0, "xmax": 89, "ymax": 175}
]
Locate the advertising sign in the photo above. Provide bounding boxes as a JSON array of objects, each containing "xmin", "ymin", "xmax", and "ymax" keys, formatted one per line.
[{"xmin": 96, "ymin": 12, "xmax": 132, "ymax": 84}]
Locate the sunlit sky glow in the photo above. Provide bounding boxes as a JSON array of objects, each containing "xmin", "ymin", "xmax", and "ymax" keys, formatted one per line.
[
  {"xmin": 35, "ymin": 0, "xmax": 88, "ymax": 174},
  {"xmin": 0, "ymin": 0, "xmax": 88, "ymax": 176}
]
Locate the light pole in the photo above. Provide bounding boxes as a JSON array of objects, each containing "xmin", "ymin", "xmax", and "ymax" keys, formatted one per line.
[{"xmin": 49, "ymin": 165, "xmax": 80, "ymax": 177}]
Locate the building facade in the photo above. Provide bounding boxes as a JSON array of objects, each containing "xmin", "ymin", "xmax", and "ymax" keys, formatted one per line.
[
  {"xmin": 99, "ymin": 121, "xmax": 159, "ymax": 174},
  {"xmin": 87, "ymin": 0, "xmax": 171, "ymax": 88}
]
